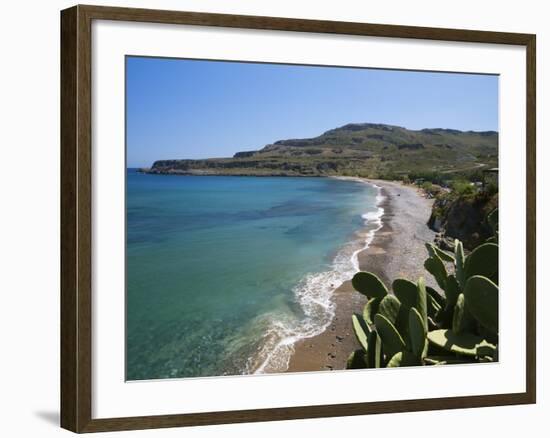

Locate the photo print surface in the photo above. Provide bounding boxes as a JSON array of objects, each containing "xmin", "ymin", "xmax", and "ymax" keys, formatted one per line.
[{"xmin": 125, "ymin": 56, "xmax": 499, "ymax": 381}]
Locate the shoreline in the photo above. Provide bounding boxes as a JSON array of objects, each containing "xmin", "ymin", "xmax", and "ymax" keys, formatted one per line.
[
  {"xmin": 286, "ymin": 179, "xmax": 436, "ymax": 373},
  {"xmin": 249, "ymin": 178, "xmax": 384, "ymax": 375}
]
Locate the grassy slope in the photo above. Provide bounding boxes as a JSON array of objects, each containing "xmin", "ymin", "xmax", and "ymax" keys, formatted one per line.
[{"xmin": 146, "ymin": 123, "xmax": 498, "ymax": 178}]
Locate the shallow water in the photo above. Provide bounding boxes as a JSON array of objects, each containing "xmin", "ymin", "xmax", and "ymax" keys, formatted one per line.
[{"xmin": 126, "ymin": 171, "xmax": 380, "ymax": 380}]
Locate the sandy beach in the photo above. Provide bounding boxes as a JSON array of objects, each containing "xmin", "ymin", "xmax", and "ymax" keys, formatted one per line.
[{"xmin": 286, "ymin": 179, "xmax": 436, "ymax": 373}]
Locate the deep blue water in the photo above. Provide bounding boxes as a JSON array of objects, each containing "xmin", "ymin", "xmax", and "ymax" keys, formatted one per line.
[{"xmin": 126, "ymin": 170, "xmax": 380, "ymax": 380}]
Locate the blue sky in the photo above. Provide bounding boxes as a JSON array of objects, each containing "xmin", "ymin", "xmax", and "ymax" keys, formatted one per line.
[{"xmin": 126, "ymin": 56, "xmax": 498, "ymax": 168}]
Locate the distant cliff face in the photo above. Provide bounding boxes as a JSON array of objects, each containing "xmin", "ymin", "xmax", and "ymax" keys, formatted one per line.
[{"xmin": 145, "ymin": 123, "xmax": 498, "ymax": 178}]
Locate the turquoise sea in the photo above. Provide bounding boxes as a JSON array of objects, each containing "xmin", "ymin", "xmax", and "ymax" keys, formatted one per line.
[{"xmin": 126, "ymin": 170, "xmax": 381, "ymax": 380}]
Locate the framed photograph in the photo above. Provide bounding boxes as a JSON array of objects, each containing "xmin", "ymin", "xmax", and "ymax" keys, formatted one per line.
[{"xmin": 60, "ymin": 4, "xmax": 536, "ymax": 433}]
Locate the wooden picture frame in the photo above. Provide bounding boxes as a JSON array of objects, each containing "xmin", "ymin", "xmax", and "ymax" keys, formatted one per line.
[{"xmin": 61, "ymin": 4, "xmax": 536, "ymax": 433}]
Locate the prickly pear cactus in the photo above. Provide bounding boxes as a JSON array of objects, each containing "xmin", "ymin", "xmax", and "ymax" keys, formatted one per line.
[
  {"xmin": 464, "ymin": 275, "xmax": 499, "ymax": 334},
  {"xmin": 347, "ymin": 236, "xmax": 499, "ymax": 370},
  {"xmin": 352, "ymin": 272, "xmax": 388, "ymax": 299}
]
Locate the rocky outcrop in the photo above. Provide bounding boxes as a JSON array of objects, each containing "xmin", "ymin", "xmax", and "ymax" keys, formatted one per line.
[
  {"xmin": 233, "ymin": 151, "xmax": 256, "ymax": 158},
  {"xmin": 429, "ymin": 193, "xmax": 498, "ymax": 251}
]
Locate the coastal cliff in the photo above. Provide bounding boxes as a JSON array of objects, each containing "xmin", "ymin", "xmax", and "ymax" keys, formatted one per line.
[
  {"xmin": 142, "ymin": 123, "xmax": 498, "ymax": 178},
  {"xmin": 429, "ymin": 188, "xmax": 498, "ymax": 251}
]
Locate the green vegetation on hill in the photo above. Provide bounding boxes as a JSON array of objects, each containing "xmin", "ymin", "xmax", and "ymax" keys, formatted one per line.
[{"xmin": 143, "ymin": 123, "xmax": 498, "ymax": 178}]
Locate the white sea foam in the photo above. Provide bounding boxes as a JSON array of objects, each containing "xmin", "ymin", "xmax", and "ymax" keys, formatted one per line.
[{"xmin": 250, "ymin": 180, "xmax": 385, "ymax": 374}]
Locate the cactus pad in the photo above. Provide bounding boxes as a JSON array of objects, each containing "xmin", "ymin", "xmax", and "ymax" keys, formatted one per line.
[
  {"xmin": 352, "ymin": 313, "xmax": 370, "ymax": 352},
  {"xmin": 427, "ymin": 329, "xmax": 496, "ymax": 357},
  {"xmin": 374, "ymin": 313, "xmax": 406, "ymax": 359},
  {"xmin": 352, "ymin": 272, "xmax": 388, "ymax": 299},
  {"xmin": 464, "ymin": 275, "xmax": 499, "ymax": 334}
]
